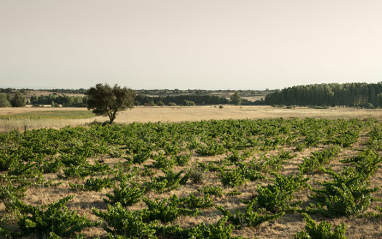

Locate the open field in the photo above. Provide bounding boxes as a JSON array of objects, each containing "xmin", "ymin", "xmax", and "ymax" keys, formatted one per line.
[
  {"xmin": 1, "ymin": 114, "xmax": 382, "ymax": 238},
  {"xmin": 1, "ymin": 105, "xmax": 382, "ymax": 132}
]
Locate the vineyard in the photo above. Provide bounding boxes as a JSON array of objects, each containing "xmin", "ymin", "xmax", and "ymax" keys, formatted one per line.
[{"xmin": 1, "ymin": 118, "xmax": 382, "ymax": 238}]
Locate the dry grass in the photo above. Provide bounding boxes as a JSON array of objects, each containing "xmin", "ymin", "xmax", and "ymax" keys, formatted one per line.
[
  {"xmin": 114, "ymin": 105, "xmax": 382, "ymax": 123},
  {"xmin": 0, "ymin": 107, "xmax": 102, "ymax": 132},
  {"xmin": 2, "ymin": 105, "xmax": 382, "ymax": 132}
]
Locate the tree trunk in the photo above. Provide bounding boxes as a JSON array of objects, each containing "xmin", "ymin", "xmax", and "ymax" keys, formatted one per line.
[
  {"xmin": 109, "ymin": 110, "xmax": 117, "ymax": 124},
  {"xmin": 109, "ymin": 116, "xmax": 115, "ymax": 124}
]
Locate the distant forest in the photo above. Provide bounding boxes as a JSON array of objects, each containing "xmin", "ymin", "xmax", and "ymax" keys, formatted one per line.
[
  {"xmin": 27, "ymin": 93, "xmax": 250, "ymax": 107},
  {"xmin": 264, "ymin": 82, "xmax": 382, "ymax": 108},
  {"xmin": 3, "ymin": 82, "xmax": 382, "ymax": 108},
  {"xmin": 0, "ymin": 88, "xmax": 262, "ymax": 107},
  {"xmin": 29, "ymin": 94, "xmax": 88, "ymax": 107},
  {"xmin": 134, "ymin": 94, "xmax": 256, "ymax": 106}
]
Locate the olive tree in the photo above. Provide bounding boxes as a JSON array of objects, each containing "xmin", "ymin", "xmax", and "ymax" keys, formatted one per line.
[{"xmin": 87, "ymin": 83, "xmax": 136, "ymax": 124}]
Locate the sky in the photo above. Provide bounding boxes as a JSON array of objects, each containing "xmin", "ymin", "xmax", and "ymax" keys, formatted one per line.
[{"xmin": 1, "ymin": 0, "xmax": 382, "ymax": 90}]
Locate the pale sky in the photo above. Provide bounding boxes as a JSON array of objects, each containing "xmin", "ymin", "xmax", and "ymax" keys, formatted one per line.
[{"xmin": 1, "ymin": 0, "xmax": 382, "ymax": 90}]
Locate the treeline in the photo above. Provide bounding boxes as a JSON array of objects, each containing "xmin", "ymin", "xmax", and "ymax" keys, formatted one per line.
[
  {"xmin": 0, "ymin": 88, "xmax": 88, "ymax": 94},
  {"xmin": 30, "ymin": 94, "xmax": 88, "ymax": 107},
  {"xmin": 265, "ymin": 82, "xmax": 382, "ymax": 108},
  {"xmin": 0, "ymin": 93, "xmax": 26, "ymax": 107},
  {"xmin": 135, "ymin": 89, "xmax": 263, "ymax": 96},
  {"xmin": 134, "ymin": 94, "xmax": 230, "ymax": 106}
]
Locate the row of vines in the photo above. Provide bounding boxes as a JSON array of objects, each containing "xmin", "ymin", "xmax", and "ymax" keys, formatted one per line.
[{"xmin": 1, "ymin": 118, "xmax": 382, "ymax": 238}]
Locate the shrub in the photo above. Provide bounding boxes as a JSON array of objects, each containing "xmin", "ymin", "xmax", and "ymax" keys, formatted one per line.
[
  {"xmin": 299, "ymin": 146, "xmax": 341, "ymax": 174},
  {"xmin": 220, "ymin": 170, "xmax": 246, "ymax": 187},
  {"xmin": 62, "ymin": 161, "xmax": 110, "ymax": 179},
  {"xmin": 197, "ymin": 185, "xmax": 223, "ymax": 197},
  {"xmin": 340, "ymin": 149, "xmax": 382, "ymax": 176},
  {"xmin": 93, "ymin": 203, "xmax": 157, "ymax": 238},
  {"xmin": 295, "ymin": 213, "xmax": 346, "ymax": 239},
  {"xmin": 144, "ymin": 169, "xmax": 189, "ymax": 193},
  {"xmin": 329, "ymin": 129, "xmax": 359, "ymax": 147},
  {"xmin": 180, "ymin": 193, "xmax": 214, "ymax": 209},
  {"xmin": 173, "ymin": 153, "xmax": 191, "ymax": 166},
  {"xmin": 254, "ymin": 173, "xmax": 309, "ymax": 213},
  {"xmin": 143, "ymin": 195, "xmax": 199, "ymax": 223},
  {"xmin": 307, "ymin": 167, "xmax": 379, "ymax": 217},
  {"xmin": 216, "ymin": 199, "xmax": 284, "ymax": 229},
  {"xmin": 163, "ymin": 143, "xmax": 180, "ymax": 156},
  {"xmin": 128, "ymin": 150, "xmax": 151, "ymax": 164},
  {"xmin": 196, "ymin": 142, "xmax": 225, "ymax": 156},
  {"xmin": 237, "ymin": 163, "xmax": 265, "ymax": 182},
  {"xmin": 13, "ymin": 196, "xmax": 99, "ymax": 238},
  {"xmin": 184, "ymin": 216, "xmax": 241, "ymax": 239},
  {"xmin": 151, "ymin": 153, "xmax": 175, "ymax": 170},
  {"xmin": 69, "ymin": 177, "xmax": 114, "ymax": 192},
  {"xmin": 104, "ymin": 180, "xmax": 145, "ymax": 207},
  {"xmin": 188, "ymin": 167, "xmax": 205, "ymax": 184}
]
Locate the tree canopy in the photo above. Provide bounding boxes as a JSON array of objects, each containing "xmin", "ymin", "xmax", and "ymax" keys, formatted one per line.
[
  {"xmin": 0, "ymin": 94, "xmax": 12, "ymax": 107},
  {"xmin": 10, "ymin": 92, "xmax": 26, "ymax": 107},
  {"xmin": 86, "ymin": 83, "xmax": 136, "ymax": 124},
  {"xmin": 264, "ymin": 82, "xmax": 382, "ymax": 108},
  {"xmin": 230, "ymin": 91, "xmax": 241, "ymax": 105}
]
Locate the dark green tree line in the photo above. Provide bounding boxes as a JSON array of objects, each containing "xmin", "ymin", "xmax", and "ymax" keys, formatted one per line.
[
  {"xmin": 265, "ymin": 82, "xmax": 382, "ymax": 108},
  {"xmin": 0, "ymin": 94, "xmax": 12, "ymax": 107},
  {"xmin": 134, "ymin": 94, "xmax": 230, "ymax": 106},
  {"xmin": 30, "ymin": 94, "xmax": 88, "ymax": 107},
  {"xmin": 0, "ymin": 92, "xmax": 26, "ymax": 107}
]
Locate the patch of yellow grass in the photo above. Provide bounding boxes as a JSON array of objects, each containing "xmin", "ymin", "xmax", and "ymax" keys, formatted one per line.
[
  {"xmin": 114, "ymin": 105, "xmax": 382, "ymax": 123},
  {"xmin": 1, "ymin": 106, "xmax": 382, "ymax": 132}
]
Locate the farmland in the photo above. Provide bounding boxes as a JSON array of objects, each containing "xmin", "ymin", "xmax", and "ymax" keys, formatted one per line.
[
  {"xmin": 1, "ymin": 107, "xmax": 382, "ymax": 238},
  {"xmin": 2, "ymin": 105, "xmax": 382, "ymax": 132}
]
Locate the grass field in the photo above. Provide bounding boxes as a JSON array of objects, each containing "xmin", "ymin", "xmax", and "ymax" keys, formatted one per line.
[
  {"xmin": 1, "ymin": 107, "xmax": 382, "ymax": 238},
  {"xmin": 1, "ymin": 105, "xmax": 382, "ymax": 132},
  {"xmin": 0, "ymin": 110, "xmax": 95, "ymax": 120}
]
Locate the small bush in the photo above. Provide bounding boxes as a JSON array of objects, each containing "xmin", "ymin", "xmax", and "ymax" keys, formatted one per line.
[
  {"xmin": 143, "ymin": 195, "xmax": 199, "ymax": 223},
  {"xmin": 174, "ymin": 153, "xmax": 191, "ymax": 166},
  {"xmin": 295, "ymin": 213, "xmax": 346, "ymax": 239},
  {"xmin": 144, "ymin": 169, "xmax": 189, "ymax": 193},
  {"xmin": 307, "ymin": 167, "xmax": 379, "ymax": 217},
  {"xmin": 14, "ymin": 196, "xmax": 99, "ymax": 238},
  {"xmin": 69, "ymin": 177, "xmax": 114, "ymax": 192},
  {"xmin": 104, "ymin": 180, "xmax": 145, "ymax": 207},
  {"xmin": 220, "ymin": 170, "xmax": 246, "ymax": 187},
  {"xmin": 189, "ymin": 167, "xmax": 205, "ymax": 184},
  {"xmin": 216, "ymin": 200, "xmax": 284, "ymax": 229},
  {"xmin": 196, "ymin": 142, "xmax": 225, "ymax": 156},
  {"xmin": 151, "ymin": 153, "xmax": 175, "ymax": 170},
  {"xmin": 197, "ymin": 185, "xmax": 223, "ymax": 197},
  {"xmin": 180, "ymin": 193, "xmax": 214, "ymax": 209},
  {"xmin": 254, "ymin": 173, "xmax": 310, "ymax": 213},
  {"xmin": 93, "ymin": 203, "xmax": 157, "ymax": 238}
]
